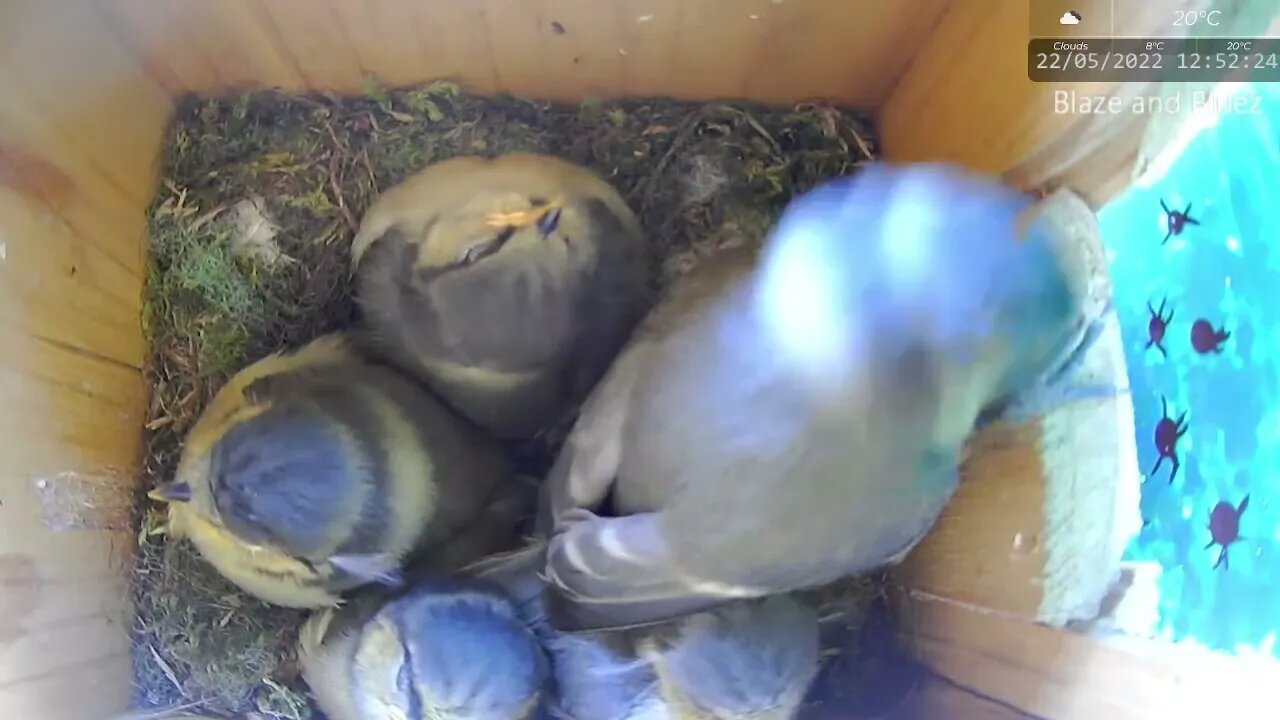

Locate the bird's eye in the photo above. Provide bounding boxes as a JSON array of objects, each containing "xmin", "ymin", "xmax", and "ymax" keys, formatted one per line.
[
  {"xmin": 458, "ymin": 240, "xmax": 493, "ymax": 264},
  {"xmin": 456, "ymin": 226, "xmax": 516, "ymax": 266},
  {"xmin": 536, "ymin": 207, "xmax": 563, "ymax": 237}
]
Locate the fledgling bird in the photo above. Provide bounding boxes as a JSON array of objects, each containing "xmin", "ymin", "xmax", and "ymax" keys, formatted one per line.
[
  {"xmin": 298, "ymin": 576, "xmax": 551, "ymax": 720},
  {"xmin": 539, "ymin": 162, "xmax": 1082, "ymax": 632},
  {"xmin": 469, "ymin": 545, "xmax": 821, "ymax": 720},
  {"xmin": 148, "ymin": 333, "xmax": 523, "ymax": 608},
  {"xmin": 351, "ymin": 152, "xmax": 652, "ymax": 441}
]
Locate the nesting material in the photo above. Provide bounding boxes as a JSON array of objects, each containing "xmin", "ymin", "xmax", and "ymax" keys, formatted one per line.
[
  {"xmin": 132, "ymin": 82, "xmax": 877, "ymax": 718},
  {"xmin": 1027, "ymin": 188, "xmax": 1144, "ymax": 627}
]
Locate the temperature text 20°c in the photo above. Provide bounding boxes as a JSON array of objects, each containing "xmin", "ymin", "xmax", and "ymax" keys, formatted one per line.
[{"xmin": 1173, "ymin": 9, "xmax": 1223, "ymax": 27}]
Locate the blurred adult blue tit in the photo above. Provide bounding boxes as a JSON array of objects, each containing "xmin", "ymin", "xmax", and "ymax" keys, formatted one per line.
[
  {"xmin": 468, "ymin": 544, "xmax": 821, "ymax": 720},
  {"xmin": 976, "ymin": 187, "xmax": 1123, "ymax": 429},
  {"xmin": 147, "ymin": 333, "xmax": 522, "ymax": 608},
  {"xmin": 298, "ymin": 576, "xmax": 551, "ymax": 720},
  {"xmin": 538, "ymin": 162, "xmax": 1081, "ymax": 631},
  {"xmin": 351, "ymin": 152, "xmax": 653, "ymax": 441}
]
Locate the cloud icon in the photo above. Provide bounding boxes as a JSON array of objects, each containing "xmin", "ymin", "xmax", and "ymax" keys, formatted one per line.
[{"xmin": 1059, "ymin": 11, "xmax": 1081, "ymax": 25}]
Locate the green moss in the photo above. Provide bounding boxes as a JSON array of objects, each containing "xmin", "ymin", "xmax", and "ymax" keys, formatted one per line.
[
  {"xmin": 131, "ymin": 82, "xmax": 878, "ymax": 719},
  {"xmin": 143, "ymin": 215, "xmax": 263, "ymax": 377}
]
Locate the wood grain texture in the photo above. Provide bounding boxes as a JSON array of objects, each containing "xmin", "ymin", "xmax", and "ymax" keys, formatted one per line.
[
  {"xmin": 0, "ymin": 2, "xmax": 163, "ymax": 718},
  {"xmin": 894, "ymin": 674, "xmax": 1035, "ymax": 719},
  {"xmin": 257, "ymin": 0, "xmax": 367, "ymax": 92},
  {"xmin": 891, "ymin": 422, "xmax": 1050, "ymax": 619},
  {"xmin": 900, "ymin": 595, "xmax": 1280, "ymax": 719},
  {"xmin": 99, "ymin": 0, "xmax": 226, "ymax": 94},
  {"xmin": 323, "ymin": 0, "xmax": 438, "ymax": 90},
  {"xmin": 0, "ymin": 2, "xmax": 171, "ymax": 206},
  {"xmin": 880, "ymin": 0, "xmax": 1203, "ymax": 206},
  {"xmin": 97, "ymin": 0, "xmax": 954, "ymax": 105},
  {"xmin": 0, "ymin": 190, "xmax": 146, "ymax": 368}
]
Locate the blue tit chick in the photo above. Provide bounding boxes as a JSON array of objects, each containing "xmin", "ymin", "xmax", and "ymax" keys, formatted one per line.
[
  {"xmin": 148, "ymin": 333, "xmax": 523, "ymax": 608},
  {"xmin": 641, "ymin": 594, "xmax": 821, "ymax": 720},
  {"xmin": 468, "ymin": 544, "xmax": 821, "ymax": 720},
  {"xmin": 539, "ymin": 161, "xmax": 1082, "ymax": 632},
  {"xmin": 298, "ymin": 577, "xmax": 551, "ymax": 720},
  {"xmin": 467, "ymin": 546, "xmax": 665, "ymax": 720},
  {"xmin": 352, "ymin": 152, "xmax": 653, "ymax": 441}
]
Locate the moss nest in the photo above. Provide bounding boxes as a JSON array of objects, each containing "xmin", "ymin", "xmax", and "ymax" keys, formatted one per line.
[{"xmin": 131, "ymin": 81, "xmax": 879, "ymax": 719}]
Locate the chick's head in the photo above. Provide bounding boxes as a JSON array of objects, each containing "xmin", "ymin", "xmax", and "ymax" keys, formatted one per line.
[
  {"xmin": 645, "ymin": 596, "xmax": 820, "ymax": 720},
  {"xmin": 352, "ymin": 585, "xmax": 550, "ymax": 720}
]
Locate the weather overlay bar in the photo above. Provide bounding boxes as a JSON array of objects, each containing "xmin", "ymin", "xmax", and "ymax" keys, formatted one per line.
[{"xmin": 1028, "ymin": 37, "xmax": 1280, "ymax": 82}]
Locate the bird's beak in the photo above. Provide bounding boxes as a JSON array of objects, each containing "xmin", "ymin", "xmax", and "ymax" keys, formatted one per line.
[
  {"xmin": 536, "ymin": 206, "xmax": 563, "ymax": 238},
  {"xmin": 148, "ymin": 481, "xmax": 192, "ymax": 503},
  {"xmin": 485, "ymin": 198, "xmax": 565, "ymax": 236}
]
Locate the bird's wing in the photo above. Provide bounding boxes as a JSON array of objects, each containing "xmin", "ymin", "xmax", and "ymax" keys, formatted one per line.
[
  {"xmin": 536, "ymin": 340, "xmax": 651, "ymax": 535},
  {"xmin": 535, "ymin": 333, "xmax": 746, "ymax": 632},
  {"xmin": 538, "ymin": 243, "xmax": 760, "ymax": 536},
  {"xmin": 542, "ymin": 510, "xmax": 742, "ymax": 632}
]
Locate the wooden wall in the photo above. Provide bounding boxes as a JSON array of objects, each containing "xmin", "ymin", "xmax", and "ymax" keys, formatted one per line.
[
  {"xmin": 899, "ymin": 594, "xmax": 1280, "ymax": 718},
  {"xmin": 0, "ymin": 2, "xmax": 171, "ymax": 718},
  {"xmin": 880, "ymin": 1, "xmax": 1272, "ymax": 718},
  {"xmin": 0, "ymin": 0, "xmax": 1224, "ymax": 718},
  {"xmin": 99, "ymin": 0, "xmax": 955, "ymax": 106},
  {"xmin": 881, "ymin": 0, "xmax": 1205, "ymax": 205}
]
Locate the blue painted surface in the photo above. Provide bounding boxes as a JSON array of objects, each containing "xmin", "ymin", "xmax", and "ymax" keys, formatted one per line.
[{"xmin": 1099, "ymin": 83, "xmax": 1280, "ymax": 656}]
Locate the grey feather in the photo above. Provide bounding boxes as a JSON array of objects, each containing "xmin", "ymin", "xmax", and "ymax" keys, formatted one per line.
[{"xmin": 468, "ymin": 545, "xmax": 819, "ymax": 720}]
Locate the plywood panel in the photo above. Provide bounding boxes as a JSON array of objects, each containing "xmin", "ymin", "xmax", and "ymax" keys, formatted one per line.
[
  {"xmin": 0, "ymin": 191, "xmax": 145, "ymax": 369},
  {"xmin": 0, "ymin": 3, "xmax": 161, "ymax": 719},
  {"xmin": 901, "ymin": 595, "xmax": 1280, "ymax": 719},
  {"xmin": 892, "ymin": 422, "xmax": 1050, "ymax": 618},
  {"xmin": 0, "ymin": 1, "xmax": 170, "ymax": 207},
  {"xmin": 0, "ymin": 343, "xmax": 144, "ymax": 720},
  {"xmin": 98, "ymin": 0, "xmax": 954, "ymax": 105},
  {"xmin": 880, "ymin": 0, "xmax": 1202, "ymax": 206},
  {"xmin": 626, "ymin": 0, "xmax": 770, "ymax": 101},
  {"xmin": 323, "ymin": 0, "xmax": 437, "ymax": 89},
  {"xmin": 740, "ymin": 0, "xmax": 955, "ymax": 106},
  {"xmin": 396, "ymin": 0, "xmax": 501, "ymax": 94},
  {"xmin": 896, "ymin": 674, "xmax": 1034, "ymax": 719},
  {"xmin": 257, "ymin": 0, "xmax": 368, "ymax": 92},
  {"xmin": 0, "ymin": 404, "xmax": 139, "ymax": 720},
  {"xmin": 0, "ymin": 98, "xmax": 151, "ymax": 279},
  {"xmin": 0, "ymin": 649, "xmax": 132, "ymax": 720},
  {"xmin": 99, "ymin": 0, "xmax": 226, "ymax": 94},
  {"xmin": 119, "ymin": 1, "xmax": 306, "ymax": 92},
  {"xmin": 401, "ymin": 0, "xmax": 501, "ymax": 95},
  {"xmin": 0, "ymin": 335, "xmax": 143, "ymax": 720}
]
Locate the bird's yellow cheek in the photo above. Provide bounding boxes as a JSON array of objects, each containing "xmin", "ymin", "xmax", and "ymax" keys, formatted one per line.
[
  {"xmin": 178, "ymin": 508, "xmax": 341, "ymax": 607},
  {"xmin": 353, "ymin": 616, "xmax": 413, "ymax": 720}
]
